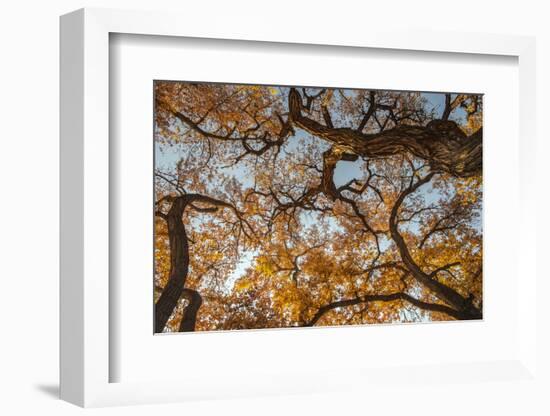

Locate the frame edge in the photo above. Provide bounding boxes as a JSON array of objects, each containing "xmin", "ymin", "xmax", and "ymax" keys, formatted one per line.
[{"xmin": 60, "ymin": 8, "xmax": 85, "ymax": 407}]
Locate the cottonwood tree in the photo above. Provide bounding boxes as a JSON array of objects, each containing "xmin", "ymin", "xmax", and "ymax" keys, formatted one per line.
[{"xmin": 154, "ymin": 82, "xmax": 482, "ymax": 332}]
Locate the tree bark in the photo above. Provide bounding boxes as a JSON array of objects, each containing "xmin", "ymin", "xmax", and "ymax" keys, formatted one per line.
[{"xmin": 288, "ymin": 88, "xmax": 482, "ymax": 178}]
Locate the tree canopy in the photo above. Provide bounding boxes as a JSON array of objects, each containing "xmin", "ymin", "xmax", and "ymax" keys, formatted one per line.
[{"xmin": 154, "ymin": 82, "xmax": 483, "ymax": 333}]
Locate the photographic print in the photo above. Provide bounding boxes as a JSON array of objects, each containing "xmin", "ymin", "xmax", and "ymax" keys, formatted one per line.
[{"xmin": 154, "ymin": 82, "xmax": 482, "ymax": 333}]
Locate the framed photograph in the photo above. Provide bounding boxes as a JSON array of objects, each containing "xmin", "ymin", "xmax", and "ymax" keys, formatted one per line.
[
  {"xmin": 152, "ymin": 80, "xmax": 483, "ymax": 334},
  {"xmin": 60, "ymin": 8, "xmax": 540, "ymax": 409}
]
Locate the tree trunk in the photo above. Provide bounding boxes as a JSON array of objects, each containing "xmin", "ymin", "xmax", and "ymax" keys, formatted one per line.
[
  {"xmin": 389, "ymin": 173, "xmax": 482, "ymax": 320},
  {"xmin": 155, "ymin": 197, "xmax": 190, "ymax": 333},
  {"xmin": 178, "ymin": 288, "xmax": 203, "ymax": 332}
]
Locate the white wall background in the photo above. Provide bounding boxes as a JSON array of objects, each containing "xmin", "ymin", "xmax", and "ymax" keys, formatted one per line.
[{"xmin": 0, "ymin": 1, "xmax": 548, "ymax": 414}]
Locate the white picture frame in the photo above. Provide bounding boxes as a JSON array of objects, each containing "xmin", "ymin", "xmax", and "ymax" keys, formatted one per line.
[{"xmin": 60, "ymin": 7, "xmax": 540, "ymax": 408}]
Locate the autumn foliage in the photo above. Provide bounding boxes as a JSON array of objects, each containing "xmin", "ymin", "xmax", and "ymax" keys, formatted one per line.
[{"xmin": 154, "ymin": 82, "xmax": 483, "ymax": 333}]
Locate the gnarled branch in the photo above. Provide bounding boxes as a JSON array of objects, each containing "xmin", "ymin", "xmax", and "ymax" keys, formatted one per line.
[
  {"xmin": 305, "ymin": 292, "xmax": 466, "ymax": 326},
  {"xmin": 288, "ymin": 88, "xmax": 482, "ymax": 178}
]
